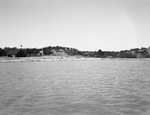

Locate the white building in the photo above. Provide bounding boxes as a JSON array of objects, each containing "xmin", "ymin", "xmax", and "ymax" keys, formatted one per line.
[
  {"xmin": 147, "ymin": 46, "xmax": 150, "ymax": 55},
  {"xmin": 38, "ymin": 50, "xmax": 44, "ymax": 56}
]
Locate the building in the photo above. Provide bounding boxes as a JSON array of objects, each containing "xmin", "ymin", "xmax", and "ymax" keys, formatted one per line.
[
  {"xmin": 147, "ymin": 46, "xmax": 150, "ymax": 55},
  {"xmin": 51, "ymin": 49, "xmax": 66, "ymax": 56},
  {"xmin": 7, "ymin": 49, "xmax": 26, "ymax": 58},
  {"xmin": 37, "ymin": 50, "xmax": 44, "ymax": 56}
]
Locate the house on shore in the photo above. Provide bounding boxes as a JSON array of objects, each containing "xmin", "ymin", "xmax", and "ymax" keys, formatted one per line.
[
  {"xmin": 147, "ymin": 46, "xmax": 150, "ymax": 55},
  {"xmin": 7, "ymin": 49, "xmax": 26, "ymax": 58},
  {"xmin": 37, "ymin": 50, "xmax": 44, "ymax": 56},
  {"xmin": 51, "ymin": 49, "xmax": 67, "ymax": 56}
]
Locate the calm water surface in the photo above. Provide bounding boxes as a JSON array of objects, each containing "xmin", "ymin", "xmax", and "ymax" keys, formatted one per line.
[{"xmin": 0, "ymin": 59, "xmax": 150, "ymax": 115}]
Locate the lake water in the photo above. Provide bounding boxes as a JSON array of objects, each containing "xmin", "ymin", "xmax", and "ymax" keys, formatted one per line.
[{"xmin": 0, "ymin": 59, "xmax": 150, "ymax": 115}]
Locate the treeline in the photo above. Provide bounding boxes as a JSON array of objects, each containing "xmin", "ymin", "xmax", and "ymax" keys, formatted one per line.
[
  {"xmin": 0, "ymin": 46, "xmax": 81, "ymax": 56},
  {"xmin": 118, "ymin": 47, "xmax": 150, "ymax": 58},
  {"xmin": 0, "ymin": 46, "xmax": 150, "ymax": 58}
]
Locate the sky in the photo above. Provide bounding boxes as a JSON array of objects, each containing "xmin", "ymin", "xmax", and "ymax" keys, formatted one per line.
[{"xmin": 0, "ymin": 0, "xmax": 150, "ymax": 51}]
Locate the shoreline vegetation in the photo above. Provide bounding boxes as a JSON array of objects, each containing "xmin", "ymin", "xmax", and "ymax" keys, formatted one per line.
[
  {"xmin": 0, "ymin": 45, "xmax": 150, "ymax": 63},
  {"xmin": 0, "ymin": 56, "xmax": 99, "ymax": 63},
  {"xmin": 1, "ymin": 55, "xmax": 150, "ymax": 63}
]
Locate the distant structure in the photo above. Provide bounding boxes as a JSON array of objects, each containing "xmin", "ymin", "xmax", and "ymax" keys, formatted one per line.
[
  {"xmin": 7, "ymin": 49, "xmax": 26, "ymax": 58},
  {"xmin": 147, "ymin": 46, "xmax": 150, "ymax": 55},
  {"xmin": 51, "ymin": 49, "xmax": 66, "ymax": 56},
  {"xmin": 38, "ymin": 50, "xmax": 44, "ymax": 56}
]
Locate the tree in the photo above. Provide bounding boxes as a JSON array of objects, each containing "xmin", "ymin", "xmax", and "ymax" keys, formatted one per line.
[
  {"xmin": 0, "ymin": 48, "xmax": 5, "ymax": 56},
  {"xmin": 119, "ymin": 50, "xmax": 136, "ymax": 58},
  {"xmin": 97, "ymin": 49, "xmax": 104, "ymax": 57},
  {"xmin": 16, "ymin": 50, "xmax": 26, "ymax": 57}
]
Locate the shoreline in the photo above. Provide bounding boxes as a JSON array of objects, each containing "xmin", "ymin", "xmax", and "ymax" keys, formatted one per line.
[
  {"xmin": 0, "ymin": 56, "xmax": 102, "ymax": 63},
  {"xmin": 1, "ymin": 56, "xmax": 150, "ymax": 63}
]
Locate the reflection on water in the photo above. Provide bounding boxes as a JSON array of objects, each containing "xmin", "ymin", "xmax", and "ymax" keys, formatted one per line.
[{"xmin": 0, "ymin": 59, "xmax": 150, "ymax": 115}]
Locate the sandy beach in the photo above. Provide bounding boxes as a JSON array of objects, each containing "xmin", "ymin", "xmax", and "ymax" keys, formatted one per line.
[{"xmin": 0, "ymin": 56, "xmax": 102, "ymax": 63}]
